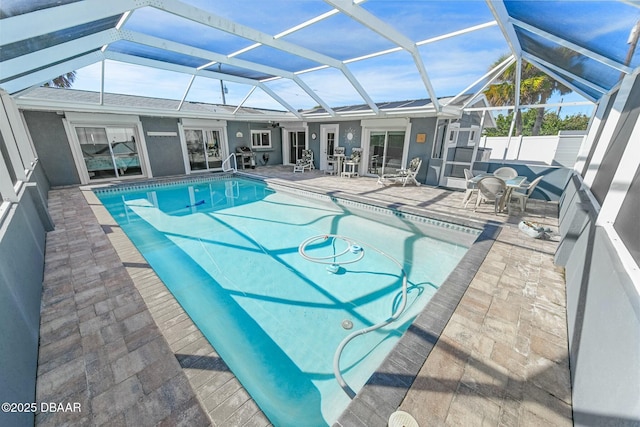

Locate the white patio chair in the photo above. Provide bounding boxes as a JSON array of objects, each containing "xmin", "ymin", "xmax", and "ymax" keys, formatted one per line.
[
  {"xmin": 341, "ymin": 148, "xmax": 362, "ymax": 178},
  {"xmin": 493, "ymin": 166, "xmax": 517, "ymax": 179},
  {"xmin": 462, "ymin": 168, "xmax": 478, "ymax": 207},
  {"xmin": 509, "ymin": 175, "xmax": 543, "ymax": 212},
  {"xmin": 475, "ymin": 176, "xmax": 506, "ymax": 214},
  {"xmin": 293, "ymin": 149, "xmax": 314, "ymax": 173},
  {"xmin": 377, "ymin": 157, "xmax": 422, "ymax": 186}
]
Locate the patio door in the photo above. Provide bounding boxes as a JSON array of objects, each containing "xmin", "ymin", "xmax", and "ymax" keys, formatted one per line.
[
  {"xmin": 288, "ymin": 131, "xmax": 306, "ymax": 163},
  {"xmin": 184, "ymin": 128, "xmax": 225, "ymax": 172},
  {"xmin": 367, "ymin": 130, "xmax": 405, "ymax": 176},
  {"xmin": 320, "ymin": 124, "xmax": 338, "ymax": 171},
  {"xmin": 76, "ymin": 126, "xmax": 144, "ymax": 180}
]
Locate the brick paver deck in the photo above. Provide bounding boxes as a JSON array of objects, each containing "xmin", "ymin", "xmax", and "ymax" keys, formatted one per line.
[{"xmin": 37, "ymin": 166, "xmax": 571, "ymax": 426}]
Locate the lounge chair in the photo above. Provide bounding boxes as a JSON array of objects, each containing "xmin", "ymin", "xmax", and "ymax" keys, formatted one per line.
[
  {"xmin": 377, "ymin": 157, "xmax": 422, "ymax": 186},
  {"xmin": 509, "ymin": 175, "xmax": 543, "ymax": 212},
  {"xmin": 474, "ymin": 176, "xmax": 506, "ymax": 214},
  {"xmin": 293, "ymin": 149, "xmax": 314, "ymax": 173}
]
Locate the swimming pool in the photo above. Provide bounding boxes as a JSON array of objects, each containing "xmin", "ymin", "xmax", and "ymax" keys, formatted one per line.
[{"xmin": 95, "ymin": 176, "xmax": 478, "ymax": 426}]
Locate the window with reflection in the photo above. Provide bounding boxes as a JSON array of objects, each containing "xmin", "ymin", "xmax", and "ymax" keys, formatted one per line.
[
  {"xmin": 251, "ymin": 130, "xmax": 271, "ymax": 149},
  {"xmin": 185, "ymin": 128, "xmax": 223, "ymax": 171},
  {"xmin": 76, "ymin": 126, "xmax": 142, "ymax": 180}
]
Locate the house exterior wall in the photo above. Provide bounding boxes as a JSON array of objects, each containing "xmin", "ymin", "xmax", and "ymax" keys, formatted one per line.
[
  {"xmin": 556, "ymin": 74, "xmax": 640, "ymax": 425},
  {"xmin": 408, "ymin": 117, "xmax": 437, "ymax": 184},
  {"xmin": 227, "ymin": 121, "xmax": 283, "ymax": 166},
  {"xmin": 557, "ymin": 175, "xmax": 640, "ymax": 425},
  {"xmin": 0, "ymin": 162, "xmax": 51, "ymax": 427},
  {"xmin": 140, "ymin": 117, "xmax": 185, "ymax": 177},
  {"xmin": 23, "ymin": 111, "xmax": 81, "ymax": 186}
]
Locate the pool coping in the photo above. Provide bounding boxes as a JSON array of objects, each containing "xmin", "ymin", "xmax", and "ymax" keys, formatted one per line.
[{"xmin": 84, "ymin": 172, "xmax": 502, "ymax": 426}]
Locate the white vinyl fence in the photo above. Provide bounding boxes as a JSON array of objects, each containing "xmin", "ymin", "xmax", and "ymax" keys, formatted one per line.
[{"xmin": 481, "ymin": 130, "xmax": 586, "ymax": 166}]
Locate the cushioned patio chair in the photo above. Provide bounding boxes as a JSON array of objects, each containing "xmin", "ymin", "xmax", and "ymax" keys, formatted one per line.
[
  {"xmin": 475, "ymin": 176, "xmax": 506, "ymax": 214},
  {"xmin": 377, "ymin": 157, "xmax": 422, "ymax": 186},
  {"xmin": 509, "ymin": 175, "xmax": 543, "ymax": 212},
  {"xmin": 293, "ymin": 149, "xmax": 314, "ymax": 173}
]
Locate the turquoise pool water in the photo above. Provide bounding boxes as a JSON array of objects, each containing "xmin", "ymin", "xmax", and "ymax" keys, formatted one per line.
[{"xmin": 96, "ymin": 177, "xmax": 473, "ymax": 426}]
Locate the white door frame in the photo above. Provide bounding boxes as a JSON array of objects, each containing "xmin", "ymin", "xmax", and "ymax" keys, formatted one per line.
[
  {"xmin": 360, "ymin": 118, "xmax": 411, "ymax": 177},
  {"xmin": 320, "ymin": 124, "xmax": 339, "ymax": 171},
  {"xmin": 281, "ymin": 123, "xmax": 308, "ymax": 165},
  {"xmin": 62, "ymin": 112, "xmax": 152, "ymax": 184},
  {"xmin": 179, "ymin": 118, "xmax": 229, "ymax": 174}
]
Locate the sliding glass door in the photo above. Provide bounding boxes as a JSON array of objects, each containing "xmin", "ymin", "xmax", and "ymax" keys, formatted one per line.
[
  {"xmin": 289, "ymin": 131, "xmax": 306, "ymax": 163},
  {"xmin": 185, "ymin": 128, "xmax": 223, "ymax": 172},
  {"xmin": 76, "ymin": 126, "xmax": 142, "ymax": 180},
  {"xmin": 367, "ymin": 130, "xmax": 405, "ymax": 175}
]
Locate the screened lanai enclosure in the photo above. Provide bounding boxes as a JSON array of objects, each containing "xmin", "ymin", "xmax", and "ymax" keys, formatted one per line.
[{"xmin": 1, "ymin": 0, "xmax": 640, "ymax": 426}]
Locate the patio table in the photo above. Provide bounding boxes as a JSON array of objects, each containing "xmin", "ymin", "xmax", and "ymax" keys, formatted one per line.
[{"xmin": 470, "ymin": 173, "xmax": 527, "ymax": 212}]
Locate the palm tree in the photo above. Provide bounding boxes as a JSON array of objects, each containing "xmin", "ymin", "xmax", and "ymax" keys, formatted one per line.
[
  {"xmin": 484, "ymin": 54, "xmax": 572, "ymax": 136},
  {"xmin": 43, "ymin": 71, "xmax": 77, "ymax": 88}
]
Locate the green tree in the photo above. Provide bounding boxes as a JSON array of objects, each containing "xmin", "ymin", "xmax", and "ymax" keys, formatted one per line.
[
  {"xmin": 483, "ymin": 110, "xmax": 589, "ymax": 136},
  {"xmin": 43, "ymin": 71, "xmax": 77, "ymax": 88},
  {"xmin": 484, "ymin": 55, "xmax": 573, "ymax": 136},
  {"xmin": 483, "ymin": 113, "xmax": 513, "ymax": 136}
]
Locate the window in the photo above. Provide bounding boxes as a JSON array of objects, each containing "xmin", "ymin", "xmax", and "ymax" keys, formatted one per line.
[{"xmin": 251, "ymin": 130, "xmax": 271, "ymax": 148}]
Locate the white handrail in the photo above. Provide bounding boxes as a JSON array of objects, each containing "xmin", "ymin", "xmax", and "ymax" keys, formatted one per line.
[
  {"xmin": 222, "ymin": 153, "xmax": 237, "ymax": 172},
  {"xmin": 298, "ymin": 234, "xmax": 408, "ymax": 398}
]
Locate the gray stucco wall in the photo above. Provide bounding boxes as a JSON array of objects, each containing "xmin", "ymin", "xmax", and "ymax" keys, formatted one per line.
[
  {"xmin": 408, "ymin": 117, "xmax": 437, "ymax": 184},
  {"xmin": 0, "ymin": 163, "xmax": 51, "ymax": 427},
  {"xmin": 140, "ymin": 117, "xmax": 185, "ymax": 177},
  {"xmin": 305, "ymin": 118, "xmax": 437, "ymax": 182},
  {"xmin": 23, "ymin": 111, "xmax": 80, "ymax": 186},
  {"xmin": 556, "ymin": 175, "xmax": 640, "ymax": 425},
  {"xmin": 227, "ymin": 121, "xmax": 283, "ymax": 167}
]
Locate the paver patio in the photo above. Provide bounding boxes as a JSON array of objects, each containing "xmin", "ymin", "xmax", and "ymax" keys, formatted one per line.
[{"xmin": 36, "ymin": 166, "xmax": 570, "ymax": 426}]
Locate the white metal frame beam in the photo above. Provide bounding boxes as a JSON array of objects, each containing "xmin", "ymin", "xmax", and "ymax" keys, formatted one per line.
[
  {"xmin": 444, "ymin": 55, "xmax": 515, "ymax": 107},
  {"xmin": 1, "ymin": 29, "xmax": 119, "ymax": 81},
  {"xmin": 104, "ymin": 51, "xmax": 302, "ymax": 118},
  {"xmin": 523, "ymin": 52, "xmax": 606, "ymax": 98},
  {"xmin": 323, "ymin": 0, "xmax": 440, "ymax": 111},
  {"xmin": 155, "ymin": 0, "xmax": 379, "ymax": 113},
  {"xmin": 583, "ymin": 72, "xmax": 638, "ymax": 187},
  {"xmin": 119, "ymin": 29, "xmax": 336, "ymax": 115},
  {"xmin": 485, "ymin": 0, "xmax": 522, "ymax": 58},
  {"xmin": 2, "ymin": 52, "xmax": 105, "ymax": 94},
  {"xmin": 511, "ymin": 18, "xmax": 633, "ymax": 74},
  {"xmin": 573, "ymin": 93, "xmax": 611, "ymax": 175},
  {"xmin": 0, "ymin": 0, "xmax": 144, "ymax": 45}
]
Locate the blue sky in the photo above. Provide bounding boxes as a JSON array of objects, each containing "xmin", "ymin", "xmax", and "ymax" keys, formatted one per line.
[{"xmin": 66, "ymin": 0, "xmax": 635, "ymax": 118}]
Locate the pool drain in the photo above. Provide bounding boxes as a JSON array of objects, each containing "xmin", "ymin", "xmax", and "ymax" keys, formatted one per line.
[
  {"xmin": 341, "ymin": 319, "xmax": 353, "ymax": 330},
  {"xmin": 388, "ymin": 410, "xmax": 419, "ymax": 427}
]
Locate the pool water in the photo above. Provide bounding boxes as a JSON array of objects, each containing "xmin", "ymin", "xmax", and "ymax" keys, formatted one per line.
[{"xmin": 96, "ymin": 177, "xmax": 471, "ymax": 426}]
